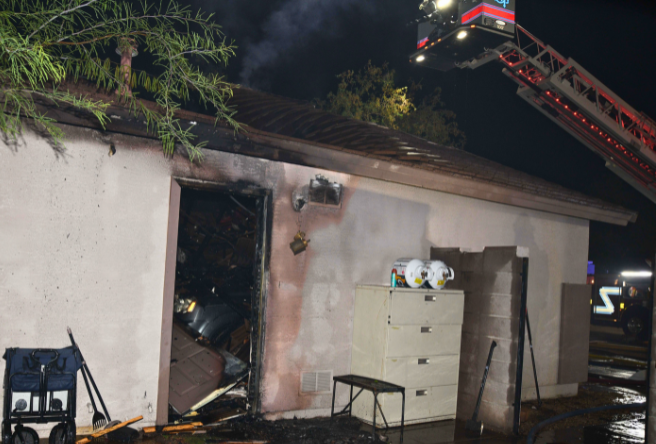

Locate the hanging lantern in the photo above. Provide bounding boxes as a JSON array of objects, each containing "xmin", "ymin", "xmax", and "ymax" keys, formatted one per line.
[{"xmin": 290, "ymin": 231, "xmax": 310, "ymax": 255}]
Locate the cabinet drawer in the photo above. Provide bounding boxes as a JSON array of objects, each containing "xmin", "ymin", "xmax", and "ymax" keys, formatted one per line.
[
  {"xmin": 386, "ymin": 325, "xmax": 462, "ymax": 358},
  {"xmin": 385, "ymin": 355, "xmax": 460, "ymax": 388},
  {"xmin": 389, "ymin": 291, "xmax": 464, "ymax": 325},
  {"xmin": 384, "ymin": 385, "xmax": 458, "ymax": 422},
  {"xmin": 352, "ymin": 384, "xmax": 458, "ymax": 426}
]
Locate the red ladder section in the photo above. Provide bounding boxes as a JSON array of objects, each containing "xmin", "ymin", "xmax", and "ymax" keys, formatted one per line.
[{"xmin": 460, "ymin": 26, "xmax": 656, "ymax": 203}]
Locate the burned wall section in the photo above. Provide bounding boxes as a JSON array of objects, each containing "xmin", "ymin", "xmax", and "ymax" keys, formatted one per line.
[
  {"xmin": 431, "ymin": 247, "xmax": 525, "ymax": 434},
  {"xmin": 558, "ymin": 284, "xmax": 592, "ymax": 385},
  {"xmin": 0, "ymin": 123, "xmax": 589, "ymax": 434}
]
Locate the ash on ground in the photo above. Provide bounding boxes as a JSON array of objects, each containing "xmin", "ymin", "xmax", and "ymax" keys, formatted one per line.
[{"xmin": 208, "ymin": 416, "xmax": 383, "ymax": 444}]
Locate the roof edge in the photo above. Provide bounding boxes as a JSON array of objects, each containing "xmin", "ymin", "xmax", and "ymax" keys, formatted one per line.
[
  {"xmin": 244, "ymin": 128, "xmax": 636, "ymax": 226},
  {"xmin": 38, "ymin": 97, "xmax": 637, "ymax": 226}
]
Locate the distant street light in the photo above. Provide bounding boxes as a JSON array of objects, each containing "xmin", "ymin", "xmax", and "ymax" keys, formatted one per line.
[{"xmin": 621, "ymin": 271, "xmax": 652, "ymax": 277}]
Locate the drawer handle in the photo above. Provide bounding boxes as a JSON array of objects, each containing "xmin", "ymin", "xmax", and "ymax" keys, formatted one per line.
[
  {"xmin": 425, "ymin": 295, "xmax": 436, "ymax": 302},
  {"xmin": 418, "ymin": 358, "xmax": 430, "ymax": 365},
  {"xmin": 421, "ymin": 327, "xmax": 432, "ymax": 333},
  {"xmin": 416, "ymin": 390, "xmax": 428, "ymax": 397}
]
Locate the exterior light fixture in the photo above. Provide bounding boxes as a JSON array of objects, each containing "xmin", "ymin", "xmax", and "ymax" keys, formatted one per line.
[
  {"xmin": 620, "ymin": 271, "xmax": 652, "ymax": 277},
  {"xmin": 419, "ymin": 0, "xmax": 437, "ymax": 14},
  {"xmin": 416, "ymin": 55, "xmax": 426, "ymax": 62},
  {"xmin": 456, "ymin": 30, "xmax": 467, "ymax": 40},
  {"xmin": 290, "ymin": 231, "xmax": 310, "ymax": 255},
  {"xmin": 436, "ymin": 0, "xmax": 452, "ymax": 9}
]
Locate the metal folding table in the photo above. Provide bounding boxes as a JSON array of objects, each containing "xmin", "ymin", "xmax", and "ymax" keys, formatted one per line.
[{"xmin": 330, "ymin": 374, "xmax": 405, "ymax": 442}]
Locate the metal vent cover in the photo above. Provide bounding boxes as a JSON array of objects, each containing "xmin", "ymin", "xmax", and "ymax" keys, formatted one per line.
[
  {"xmin": 300, "ymin": 370, "xmax": 333, "ymax": 394},
  {"xmin": 309, "ymin": 176, "xmax": 342, "ymax": 207}
]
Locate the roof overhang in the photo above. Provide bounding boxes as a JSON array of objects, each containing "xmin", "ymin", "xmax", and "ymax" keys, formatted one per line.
[{"xmin": 39, "ymin": 96, "xmax": 637, "ymax": 226}]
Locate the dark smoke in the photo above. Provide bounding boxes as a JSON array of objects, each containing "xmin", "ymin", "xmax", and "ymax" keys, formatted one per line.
[{"xmin": 239, "ymin": 0, "xmax": 375, "ymax": 86}]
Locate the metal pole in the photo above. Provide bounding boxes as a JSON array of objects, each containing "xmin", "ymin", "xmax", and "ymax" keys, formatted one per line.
[
  {"xmin": 525, "ymin": 309, "xmax": 542, "ymax": 407},
  {"xmin": 513, "ymin": 258, "xmax": 529, "ymax": 435},
  {"xmin": 646, "ymin": 250, "xmax": 656, "ymax": 444},
  {"xmin": 331, "ymin": 380, "xmax": 337, "ymax": 419}
]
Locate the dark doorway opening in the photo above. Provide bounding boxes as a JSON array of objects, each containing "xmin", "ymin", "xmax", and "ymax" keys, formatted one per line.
[{"xmin": 167, "ymin": 186, "xmax": 263, "ymax": 423}]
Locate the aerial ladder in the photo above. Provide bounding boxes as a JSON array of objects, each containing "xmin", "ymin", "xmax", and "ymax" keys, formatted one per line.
[{"xmin": 410, "ymin": 0, "xmax": 656, "ymax": 204}]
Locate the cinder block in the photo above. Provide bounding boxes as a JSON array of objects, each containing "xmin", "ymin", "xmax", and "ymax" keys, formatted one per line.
[
  {"xmin": 430, "ymin": 247, "xmax": 461, "ymax": 262},
  {"xmin": 461, "ymin": 252, "xmax": 483, "ymax": 272},
  {"xmin": 483, "ymin": 247, "xmax": 524, "ymax": 274},
  {"xmin": 449, "ymin": 271, "xmax": 464, "ymax": 289},
  {"xmin": 459, "ymin": 358, "xmax": 516, "ymax": 388},
  {"xmin": 460, "ymin": 332, "xmax": 516, "ymax": 362},
  {"xmin": 465, "ymin": 292, "xmax": 520, "ymax": 318},
  {"xmin": 457, "ymin": 393, "xmax": 514, "ymax": 434},
  {"xmin": 462, "ymin": 312, "xmax": 517, "ymax": 340},
  {"xmin": 458, "ymin": 370, "xmax": 515, "ymax": 404},
  {"xmin": 460, "ymin": 338, "xmax": 517, "ymax": 377},
  {"xmin": 460, "ymin": 271, "xmax": 483, "ymax": 292},
  {"xmin": 480, "ymin": 272, "xmax": 522, "ymax": 295}
]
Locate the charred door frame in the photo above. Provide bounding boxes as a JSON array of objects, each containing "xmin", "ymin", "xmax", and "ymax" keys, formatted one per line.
[{"xmin": 156, "ymin": 177, "xmax": 272, "ymax": 424}]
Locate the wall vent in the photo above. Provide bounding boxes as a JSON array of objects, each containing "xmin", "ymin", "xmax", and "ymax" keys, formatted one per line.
[{"xmin": 300, "ymin": 370, "xmax": 333, "ymax": 394}]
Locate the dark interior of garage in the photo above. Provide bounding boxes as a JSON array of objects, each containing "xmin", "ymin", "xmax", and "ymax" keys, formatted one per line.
[{"xmin": 168, "ymin": 187, "xmax": 259, "ymax": 423}]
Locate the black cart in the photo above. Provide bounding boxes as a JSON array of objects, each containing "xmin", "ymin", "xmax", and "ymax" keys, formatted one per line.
[{"xmin": 2, "ymin": 347, "xmax": 83, "ymax": 444}]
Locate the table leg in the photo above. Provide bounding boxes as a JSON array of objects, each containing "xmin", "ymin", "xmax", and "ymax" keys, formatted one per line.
[
  {"xmin": 331, "ymin": 380, "xmax": 337, "ymax": 420},
  {"xmin": 349, "ymin": 385, "xmax": 353, "ymax": 417},
  {"xmin": 401, "ymin": 390, "xmax": 405, "ymax": 444}
]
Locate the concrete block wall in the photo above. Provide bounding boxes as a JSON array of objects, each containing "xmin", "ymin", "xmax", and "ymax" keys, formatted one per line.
[
  {"xmin": 558, "ymin": 284, "xmax": 592, "ymax": 385},
  {"xmin": 431, "ymin": 246, "xmax": 525, "ymax": 434}
]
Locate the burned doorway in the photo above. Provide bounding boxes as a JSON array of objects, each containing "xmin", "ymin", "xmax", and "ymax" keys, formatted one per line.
[{"xmin": 167, "ymin": 185, "xmax": 268, "ymax": 423}]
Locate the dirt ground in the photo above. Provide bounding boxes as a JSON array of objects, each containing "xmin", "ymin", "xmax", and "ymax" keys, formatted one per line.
[{"xmin": 518, "ymin": 383, "xmax": 646, "ymax": 436}]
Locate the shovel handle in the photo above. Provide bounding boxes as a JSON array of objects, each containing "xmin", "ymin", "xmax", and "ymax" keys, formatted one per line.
[
  {"xmin": 67, "ymin": 328, "xmax": 98, "ymax": 412},
  {"xmin": 67, "ymin": 327, "xmax": 112, "ymax": 421}
]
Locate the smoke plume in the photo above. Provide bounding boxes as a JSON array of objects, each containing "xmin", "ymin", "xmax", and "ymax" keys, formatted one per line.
[{"xmin": 240, "ymin": 0, "xmax": 374, "ymax": 86}]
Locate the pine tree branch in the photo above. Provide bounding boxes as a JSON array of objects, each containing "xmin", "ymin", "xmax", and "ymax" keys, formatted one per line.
[{"xmin": 27, "ymin": 0, "xmax": 102, "ymax": 40}]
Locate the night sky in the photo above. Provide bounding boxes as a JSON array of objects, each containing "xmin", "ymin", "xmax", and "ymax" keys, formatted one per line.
[{"xmin": 189, "ymin": 0, "xmax": 656, "ymax": 274}]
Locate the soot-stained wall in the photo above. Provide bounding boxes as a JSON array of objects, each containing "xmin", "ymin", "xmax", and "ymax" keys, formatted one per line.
[{"xmin": 0, "ymin": 125, "xmax": 589, "ymax": 434}]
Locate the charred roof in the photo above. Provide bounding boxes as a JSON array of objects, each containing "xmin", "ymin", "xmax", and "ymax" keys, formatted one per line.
[
  {"xmin": 229, "ymin": 87, "xmax": 635, "ymax": 221},
  {"xmin": 35, "ymin": 82, "xmax": 637, "ymax": 225}
]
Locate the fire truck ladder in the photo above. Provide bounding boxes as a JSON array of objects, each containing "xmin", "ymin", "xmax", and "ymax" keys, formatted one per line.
[{"xmin": 458, "ymin": 25, "xmax": 656, "ymax": 204}]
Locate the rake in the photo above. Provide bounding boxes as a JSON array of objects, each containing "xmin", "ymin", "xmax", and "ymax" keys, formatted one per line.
[{"xmin": 67, "ymin": 327, "xmax": 112, "ymax": 431}]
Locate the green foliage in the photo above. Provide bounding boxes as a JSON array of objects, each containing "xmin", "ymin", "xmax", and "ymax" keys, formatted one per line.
[
  {"xmin": 397, "ymin": 85, "xmax": 466, "ymax": 148},
  {"xmin": 319, "ymin": 62, "xmax": 465, "ymax": 148},
  {"xmin": 319, "ymin": 61, "xmax": 413, "ymax": 130},
  {"xmin": 0, "ymin": 0, "xmax": 238, "ymax": 161}
]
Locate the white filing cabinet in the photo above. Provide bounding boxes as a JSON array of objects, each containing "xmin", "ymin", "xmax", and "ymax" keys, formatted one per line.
[{"xmin": 350, "ymin": 285, "xmax": 465, "ymax": 427}]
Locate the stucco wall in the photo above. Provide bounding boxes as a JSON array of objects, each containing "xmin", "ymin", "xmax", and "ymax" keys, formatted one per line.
[
  {"xmin": 0, "ymin": 125, "xmax": 589, "ymax": 434},
  {"xmin": 0, "ymin": 127, "xmax": 173, "ymax": 435}
]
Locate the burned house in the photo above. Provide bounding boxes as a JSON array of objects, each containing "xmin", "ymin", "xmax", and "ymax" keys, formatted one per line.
[{"xmin": 0, "ymin": 85, "xmax": 637, "ymax": 435}]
